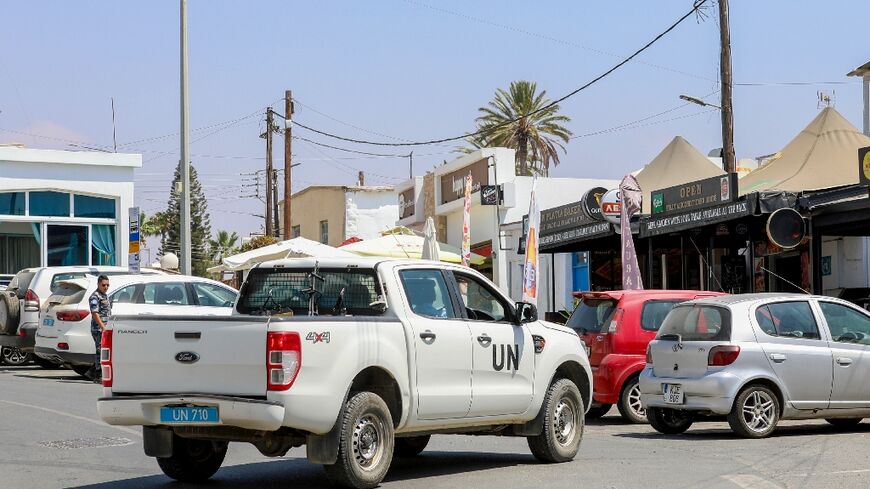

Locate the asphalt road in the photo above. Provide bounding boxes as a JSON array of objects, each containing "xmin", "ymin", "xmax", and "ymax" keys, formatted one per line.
[{"xmin": 2, "ymin": 364, "xmax": 869, "ymax": 489}]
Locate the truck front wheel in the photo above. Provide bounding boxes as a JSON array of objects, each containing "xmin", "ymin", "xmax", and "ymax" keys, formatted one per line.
[
  {"xmin": 156, "ymin": 435, "xmax": 227, "ymax": 482},
  {"xmin": 527, "ymin": 378, "xmax": 584, "ymax": 463},
  {"xmin": 324, "ymin": 391, "xmax": 395, "ymax": 489}
]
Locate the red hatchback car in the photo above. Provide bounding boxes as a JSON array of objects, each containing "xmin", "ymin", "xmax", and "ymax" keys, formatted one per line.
[{"xmin": 566, "ymin": 290, "xmax": 725, "ymax": 423}]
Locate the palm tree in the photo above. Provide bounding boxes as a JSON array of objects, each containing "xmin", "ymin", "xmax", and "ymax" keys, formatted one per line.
[
  {"xmin": 209, "ymin": 230, "xmax": 240, "ymax": 261},
  {"xmin": 470, "ymin": 81, "xmax": 572, "ymax": 176},
  {"xmin": 140, "ymin": 211, "xmax": 172, "ymax": 247}
]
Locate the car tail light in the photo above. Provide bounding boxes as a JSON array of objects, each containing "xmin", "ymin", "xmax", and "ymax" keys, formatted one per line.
[
  {"xmin": 57, "ymin": 310, "xmax": 91, "ymax": 322},
  {"xmin": 24, "ymin": 289, "xmax": 40, "ymax": 312},
  {"xmin": 57, "ymin": 342, "xmax": 69, "ymax": 350},
  {"xmin": 645, "ymin": 344, "xmax": 652, "ymax": 364},
  {"xmin": 708, "ymin": 345, "xmax": 740, "ymax": 366},
  {"xmin": 100, "ymin": 329, "xmax": 113, "ymax": 387},
  {"xmin": 267, "ymin": 332, "xmax": 301, "ymax": 391},
  {"xmin": 607, "ymin": 308, "xmax": 624, "ymax": 334}
]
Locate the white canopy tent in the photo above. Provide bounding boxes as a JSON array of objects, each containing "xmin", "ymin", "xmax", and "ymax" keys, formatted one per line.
[{"xmin": 208, "ymin": 237, "xmax": 356, "ymax": 274}]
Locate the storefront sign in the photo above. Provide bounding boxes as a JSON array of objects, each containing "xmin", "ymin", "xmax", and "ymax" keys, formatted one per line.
[
  {"xmin": 539, "ymin": 221, "xmax": 612, "ymax": 251},
  {"xmin": 859, "ymin": 146, "xmax": 870, "ymax": 187},
  {"xmin": 642, "ymin": 199, "xmax": 752, "ymax": 237},
  {"xmin": 480, "ymin": 185, "xmax": 501, "ymax": 206},
  {"xmin": 651, "ymin": 173, "xmax": 738, "ymax": 215},
  {"xmin": 540, "ymin": 201, "xmax": 588, "ymax": 235},
  {"xmin": 398, "ymin": 188, "xmax": 415, "ymax": 219},
  {"xmin": 582, "ymin": 187, "xmax": 607, "ymax": 221},
  {"xmin": 128, "ymin": 206, "xmax": 140, "ymax": 273},
  {"xmin": 440, "ymin": 158, "xmax": 489, "ymax": 204},
  {"xmin": 599, "ymin": 189, "xmax": 621, "ymax": 225}
]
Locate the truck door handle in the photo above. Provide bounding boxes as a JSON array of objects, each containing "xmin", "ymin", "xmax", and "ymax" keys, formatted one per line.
[
  {"xmin": 419, "ymin": 331, "xmax": 436, "ymax": 342},
  {"xmin": 175, "ymin": 331, "xmax": 201, "ymax": 340},
  {"xmin": 769, "ymin": 353, "xmax": 787, "ymax": 363},
  {"xmin": 477, "ymin": 334, "xmax": 491, "ymax": 345},
  {"xmin": 836, "ymin": 357, "xmax": 854, "ymax": 366}
]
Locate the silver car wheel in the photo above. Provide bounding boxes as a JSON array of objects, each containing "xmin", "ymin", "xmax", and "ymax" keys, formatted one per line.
[
  {"xmin": 553, "ymin": 395, "xmax": 579, "ymax": 446},
  {"xmin": 628, "ymin": 383, "xmax": 645, "ymax": 419},
  {"xmin": 2, "ymin": 347, "xmax": 29, "ymax": 366},
  {"xmin": 352, "ymin": 414, "xmax": 385, "ymax": 471},
  {"xmin": 741, "ymin": 390, "xmax": 776, "ymax": 433}
]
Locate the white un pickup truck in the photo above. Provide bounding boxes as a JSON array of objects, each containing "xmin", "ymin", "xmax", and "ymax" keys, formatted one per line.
[{"xmin": 97, "ymin": 257, "xmax": 591, "ymax": 489}]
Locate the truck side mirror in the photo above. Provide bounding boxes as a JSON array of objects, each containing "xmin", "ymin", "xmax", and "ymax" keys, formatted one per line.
[{"xmin": 516, "ymin": 302, "xmax": 538, "ymax": 324}]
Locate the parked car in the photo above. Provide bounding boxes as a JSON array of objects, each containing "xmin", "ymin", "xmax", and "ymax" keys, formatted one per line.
[
  {"xmin": 0, "ymin": 266, "xmax": 165, "ymax": 367},
  {"xmin": 567, "ymin": 290, "xmax": 723, "ymax": 423},
  {"xmin": 34, "ymin": 274, "xmax": 238, "ymax": 377},
  {"xmin": 641, "ymin": 293, "xmax": 870, "ymax": 438}
]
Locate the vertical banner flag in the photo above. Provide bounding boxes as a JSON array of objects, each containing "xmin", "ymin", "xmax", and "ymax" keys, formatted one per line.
[
  {"xmin": 523, "ymin": 177, "xmax": 540, "ymax": 305},
  {"xmin": 461, "ymin": 173, "xmax": 472, "ymax": 266},
  {"xmin": 128, "ymin": 206, "xmax": 141, "ymax": 273},
  {"xmin": 619, "ymin": 175, "xmax": 643, "ymax": 290}
]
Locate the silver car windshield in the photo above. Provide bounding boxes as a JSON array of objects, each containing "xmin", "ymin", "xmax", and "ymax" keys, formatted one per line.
[{"xmin": 658, "ymin": 305, "xmax": 731, "ymax": 341}]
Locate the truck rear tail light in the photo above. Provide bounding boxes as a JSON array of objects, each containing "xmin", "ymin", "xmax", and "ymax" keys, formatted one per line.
[
  {"xmin": 708, "ymin": 345, "xmax": 740, "ymax": 366},
  {"xmin": 645, "ymin": 344, "xmax": 652, "ymax": 365},
  {"xmin": 100, "ymin": 329, "xmax": 113, "ymax": 387},
  {"xmin": 57, "ymin": 342, "xmax": 69, "ymax": 350},
  {"xmin": 267, "ymin": 332, "xmax": 301, "ymax": 391},
  {"xmin": 57, "ymin": 310, "xmax": 91, "ymax": 322},
  {"xmin": 24, "ymin": 289, "xmax": 40, "ymax": 312},
  {"xmin": 607, "ymin": 308, "xmax": 624, "ymax": 334}
]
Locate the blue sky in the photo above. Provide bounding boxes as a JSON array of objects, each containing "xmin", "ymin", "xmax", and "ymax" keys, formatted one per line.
[{"xmin": 1, "ymin": 0, "xmax": 868, "ymax": 239}]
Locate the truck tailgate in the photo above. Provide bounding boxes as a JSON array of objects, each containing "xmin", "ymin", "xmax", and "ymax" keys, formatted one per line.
[{"xmin": 110, "ymin": 316, "xmax": 268, "ymax": 396}]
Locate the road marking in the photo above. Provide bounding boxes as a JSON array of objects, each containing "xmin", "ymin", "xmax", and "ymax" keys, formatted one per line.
[
  {"xmin": 0, "ymin": 400, "xmax": 141, "ymax": 438},
  {"xmin": 782, "ymin": 468, "xmax": 870, "ymax": 477},
  {"xmin": 722, "ymin": 474, "xmax": 783, "ymax": 488}
]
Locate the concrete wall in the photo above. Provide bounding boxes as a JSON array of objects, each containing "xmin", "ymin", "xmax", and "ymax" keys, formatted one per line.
[
  {"xmin": 345, "ymin": 189, "xmax": 398, "ymax": 241},
  {"xmin": 286, "ymin": 187, "xmax": 346, "ymax": 247}
]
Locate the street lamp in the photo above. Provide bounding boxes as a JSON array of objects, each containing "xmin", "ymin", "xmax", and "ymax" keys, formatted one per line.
[{"xmin": 679, "ymin": 94, "xmax": 721, "ymax": 110}]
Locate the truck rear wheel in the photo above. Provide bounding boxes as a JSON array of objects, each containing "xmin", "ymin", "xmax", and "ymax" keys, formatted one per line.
[
  {"xmin": 156, "ymin": 435, "xmax": 227, "ymax": 482},
  {"xmin": 324, "ymin": 391, "xmax": 395, "ymax": 489},
  {"xmin": 527, "ymin": 378, "xmax": 584, "ymax": 463},
  {"xmin": 394, "ymin": 435, "xmax": 430, "ymax": 457}
]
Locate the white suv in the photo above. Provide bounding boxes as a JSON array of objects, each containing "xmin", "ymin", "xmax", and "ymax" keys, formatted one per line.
[{"xmin": 0, "ymin": 266, "xmax": 165, "ymax": 367}]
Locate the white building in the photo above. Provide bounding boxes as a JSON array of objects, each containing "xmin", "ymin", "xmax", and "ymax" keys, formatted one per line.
[
  {"xmin": 0, "ymin": 146, "xmax": 140, "ymax": 274},
  {"xmin": 397, "ymin": 148, "xmax": 617, "ymax": 312}
]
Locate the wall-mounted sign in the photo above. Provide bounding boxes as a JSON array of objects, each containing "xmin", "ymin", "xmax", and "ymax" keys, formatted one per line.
[
  {"xmin": 642, "ymin": 199, "xmax": 753, "ymax": 238},
  {"xmin": 599, "ymin": 189, "xmax": 621, "ymax": 225},
  {"xmin": 581, "ymin": 187, "xmax": 607, "ymax": 221},
  {"xmin": 480, "ymin": 185, "xmax": 501, "ymax": 206},
  {"xmin": 859, "ymin": 146, "xmax": 870, "ymax": 187},
  {"xmin": 540, "ymin": 201, "xmax": 587, "ymax": 236},
  {"xmin": 128, "ymin": 206, "xmax": 140, "ymax": 273},
  {"xmin": 398, "ymin": 188, "xmax": 415, "ymax": 219},
  {"xmin": 539, "ymin": 221, "xmax": 613, "ymax": 251},
  {"xmin": 651, "ymin": 173, "xmax": 738, "ymax": 215},
  {"xmin": 439, "ymin": 158, "xmax": 489, "ymax": 205}
]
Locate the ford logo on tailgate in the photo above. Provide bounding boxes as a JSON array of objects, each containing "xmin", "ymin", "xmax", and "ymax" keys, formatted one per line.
[{"xmin": 175, "ymin": 351, "xmax": 200, "ymax": 364}]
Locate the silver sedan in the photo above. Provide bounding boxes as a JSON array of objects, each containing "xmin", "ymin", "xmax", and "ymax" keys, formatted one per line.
[{"xmin": 640, "ymin": 293, "xmax": 870, "ymax": 438}]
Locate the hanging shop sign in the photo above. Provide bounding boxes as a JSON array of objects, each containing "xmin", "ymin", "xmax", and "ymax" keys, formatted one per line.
[
  {"xmin": 599, "ymin": 189, "xmax": 621, "ymax": 225},
  {"xmin": 398, "ymin": 187, "xmax": 416, "ymax": 219},
  {"xmin": 540, "ymin": 200, "xmax": 588, "ymax": 236},
  {"xmin": 641, "ymin": 199, "xmax": 753, "ymax": 238},
  {"xmin": 650, "ymin": 173, "xmax": 738, "ymax": 215},
  {"xmin": 440, "ymin": 158, "xmax": 489, "ymax": 204},
  {"xmin": 581, "ymin": 187, "xmax": 608, "ymax": 221},
  {"xmin": 480, "ymin": 185, "xmax": 502, "ymax": 206},
  {"xmin": 859, "ymin": 146, "xmax": 870, "ymax": 187}
]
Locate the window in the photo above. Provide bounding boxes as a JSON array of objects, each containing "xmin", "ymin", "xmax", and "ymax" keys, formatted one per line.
[
  {"xmin": 291, "ymin": 225, "xmax": 301, "ymax": 238},
  {"xmin": 0, "ymin": 192, "xmax": 25, "ymax": 215},
  {"xmin": 110, "ymin": 285, "xmax": 137, "ymax": 304},
  {"xmin": 74, "ymin": 194, "xmax": 116, "ymax": 219},
  {"xmin": 30, "ymin": 191, "xmax": 70, "ymax": 217},
  {"xmin": 50, "ymin": 272, "xmax": 88, "ymax": 293},
  {"xmin": 193, "ymin": 282, "xmax": 238, "ymax": 307},
  {"xmin": 754, "ymin": 301, "xmax": 820, "ymax": 340},
  {"xmin": 453, "ymin": 273, "xmax": 509, "ymax": 322},
  {"xmin": 142, "ymin": 283, "xmax": 191, "ymax": 305},
  {"xmin": 237, "ymin": 267, "xmax": 383, "ymax": 316},
  {"xmin": 641, "ymin": 300, "xmax": 683, "ymax": 331},
  {"xmin": 319, "ymin": 220, "xmax": 328, "ymax": 244},
  {"xmin": 46, "ymin": 225, "xmax": 88, "ymax": 266},
  {"xmin": 819, "ymin": 302, "xmax": 870, "ymax": 345},
  {"xmin": 400, "ymin": 269, "xmax": 457, "ymax": 319},
  {"xmin": 91, "ymin": 224, "xmax": 116, "ymax": 266},
  {"xmin": 659, "ymin": 305, "xmax": 731, "ymax": 341},
  {"xmin": 566, "ymin": 297, "xmax": 616, "ymax": 334}
]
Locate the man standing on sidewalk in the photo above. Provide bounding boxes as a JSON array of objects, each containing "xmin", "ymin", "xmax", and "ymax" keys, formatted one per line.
[{"xmin": 88, "ymin": 275, "xmax": 111, "ymax": 383}]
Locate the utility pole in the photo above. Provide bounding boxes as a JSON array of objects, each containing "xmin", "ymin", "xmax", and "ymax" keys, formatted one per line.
[
  {"xmin": 283, "ymin": 90, "xmax": 294, "ymax": 240},
  {"xmin": 272, "ymin": 169, "xmax": 280, "ymax": 236},
  {"xmin": 265, "ymin": 107, "xmax": 274, "ymax": 237},
  {"xmin": 179, "ymin": 0, "xmax": 192, "ymax": 275},
  {"xmin": 719, "ymin": 0, "xmax": 736, "ymax": 174},
  {"xmin": 408, "ymin": 151, "xmax": 414, "ymax": 179}
]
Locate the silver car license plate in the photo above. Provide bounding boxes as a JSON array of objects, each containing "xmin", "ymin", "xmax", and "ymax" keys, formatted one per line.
[{"xmin": 663, "ymin": 383, "xmax": 684, "ymax": 404}]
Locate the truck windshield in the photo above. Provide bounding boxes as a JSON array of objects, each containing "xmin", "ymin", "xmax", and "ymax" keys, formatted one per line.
[
  {"xmin": 237, "ymin": 267, "xmax": 383, "ymax": 316},
  {"xmin": 566, "ymin": 298, "xmax": 616, "ymax": 334}
]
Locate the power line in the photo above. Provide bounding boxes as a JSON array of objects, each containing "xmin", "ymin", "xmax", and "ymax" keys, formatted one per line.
[
  {"xmin": 289, "ymin": 0, "xmax": 708, "ymax": 147},
  {"xmin": 294, "ymin": 135, "xmax": 409, "ymax": 157}
]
